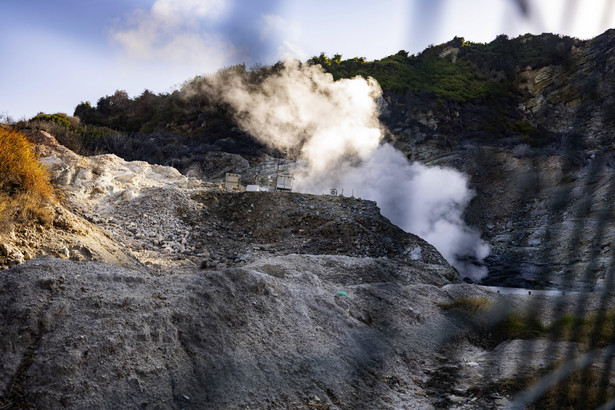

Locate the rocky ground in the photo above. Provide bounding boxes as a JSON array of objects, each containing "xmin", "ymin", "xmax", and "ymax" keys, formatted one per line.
[
  {"xmin": 373, "ymin": 32, "xmax": 615, "ymax": 292},
  {"xmin": 381, "ymin": 133, "xmax": 615, "ymax": 292},
  {"xmin": 450, "ymin": 146, "xmax": 615, "ymax": 292},
  {"xmin": 2, "ymin": 132, "xmax": 615, "ymax": 408},
  {"xmin": 3, "ymin": 256, "xmax": 615, "ymax": 409}
]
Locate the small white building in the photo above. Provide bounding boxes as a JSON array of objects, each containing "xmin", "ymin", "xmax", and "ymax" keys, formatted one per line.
[{"xmin": 276, "ymin": 174, "xmax": 294, "ymax": 192}]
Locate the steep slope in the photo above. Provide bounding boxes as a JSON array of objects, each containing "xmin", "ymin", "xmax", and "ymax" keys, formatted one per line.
[
  {"xmin": 374, "ymin": 31, "xmax": 615, "ymax": 290},
  {"xmin": 0, "ymin": 257, "xmax": 453, "ymax": 409},
  {"xmin": 16, "ymin": 131, "xmax": 452, "ymax": 277},
  {"xmin": 19, "ymin": 29, "xmax": 614, "ymax": 290},
  {"xmin": 3, "ymin": 132, "xmax": 615, "ymax": 408}
]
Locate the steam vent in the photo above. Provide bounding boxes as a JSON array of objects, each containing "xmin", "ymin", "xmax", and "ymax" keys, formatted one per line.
[{"xmin": 4, "ymin": 23, "xmax": 615, "ymax": 409}]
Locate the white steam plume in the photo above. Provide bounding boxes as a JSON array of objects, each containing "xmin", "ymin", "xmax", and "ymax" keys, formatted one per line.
[{"xmin": 206, "ymin": 59, "xmax": 489, "ymax": 280}]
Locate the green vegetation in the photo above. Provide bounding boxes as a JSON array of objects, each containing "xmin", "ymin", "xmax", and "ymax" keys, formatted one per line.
[
  {"xmin": 440, "ymin": 296, "xmax": 615, "ymax": 349},
  {"xmin": 63, "ymin": 33, "xmax": 578, "ymax": 148},
  {"xmin": 443, "ymin": 303, "xmax": 615, "ymax": 408},
  {"xmin": 7, "ymin": 32, "xmax": 583, "ymax": 168},
  {"xmin": 310, "ymin": 34, "xmax": 577, "ymax": 103},
  {"xmin": 481, "ymin": 309, "xmax": 615, "ymax": 348},
  {"xmin": 69, "ymin": 86, "xmax": 250, "ymax": 147},
  {"xmin": 508, "ymin": 120, "xmax": 537, "ymax": 136},
  {"xmin": 493, "ymin": 312, "xmax": 547, "ymax": 340},
  {"xmin": 549, "ymin": 311, "xmax": 615, "ymax": 347},
  {"xmin": 311, "ymin": 48, "xmax": 510, "ymax": 102},
  {"xmin": 31, "ymin": 113, "xmax": 71, "ymax": 129},
  {"xmin": 507, "ymin": 120, "xmax": 547, "ymax": 146},
  {"xmin": 457, "ymin": 33, "xmax": 577, "ymax": 76},
  {"xmin": 16, "ymin": 111, "xmax": 119, "ymax": 155}
]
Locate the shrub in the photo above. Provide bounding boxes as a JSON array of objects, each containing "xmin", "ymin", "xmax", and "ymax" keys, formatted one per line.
[
  {"xmin": 438, "ymin": 296, "xmax": 491, "ymax": 312},
  {"xmin": 492, "ymin": 365, "xmax": 613, "ymax": 409},
  {"xmin": 0, "ymin": 127, "xmax": 54, "ymax": 227},
  {"xmin": 487, "ymin": 309, "xmax": 615, "ymax": 349},
  {"xmin": 18, "ymin": 113, "xmax": 84, "ymax": 154},
  {"xmin": 494, "ymin": 313, "xmax": 546, "ymax": 340},
  {"xmin": 30, "ymin": 113, "xmax": 71, "ymax": 128},
  {"xmin": 312, "ymin": 47, "xmax": 513, "ymax": 102},
  {"xmin": 549, "ymin": 311, "xmax": 615, "ymax": 347}
]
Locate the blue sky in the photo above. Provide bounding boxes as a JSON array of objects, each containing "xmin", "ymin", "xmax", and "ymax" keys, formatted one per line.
[{"xmin": 2, "ymin": 0, "xmax": 614, "ymax": 120}]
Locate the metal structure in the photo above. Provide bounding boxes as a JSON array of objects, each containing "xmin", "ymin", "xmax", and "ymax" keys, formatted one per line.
[
  {"xmin": 276, "ymin": 174, "xmax": 294, "ymax": 192},
  {"xmin": 224, "ymin": 173, "xmax": 242, "ymax": 192}
]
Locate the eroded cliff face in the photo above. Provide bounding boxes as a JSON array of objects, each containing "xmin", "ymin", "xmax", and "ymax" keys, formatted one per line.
[
  {"xmin": 5, "ymin": 31, "xmax": 615, "ymax": 406},
  {"xmin": 514, "ymin": 32, "xmax": 615, "ymax": 149},
  {"xmin": 375, "ymin": 140, "xmax": 615, "ymax": 290},
  {"xmin": 380, "ymin": 30, "xmax": 615, "ymax": 157},
  {"xmin": 2, "ymin": 132, "xmax": 615, "ymax": 409},
  {"xmin": 445, "ymin": 146, "xmax": 615, "ymax": 290},
  {"xmin": 376, "ymin": 30, "xmax": 615, "ymax": 290}
]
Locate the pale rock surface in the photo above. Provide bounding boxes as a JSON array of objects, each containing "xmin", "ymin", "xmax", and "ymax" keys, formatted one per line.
[{"xmin": 2, "ymin": 130, "xmax": 613, "ymax": 408}]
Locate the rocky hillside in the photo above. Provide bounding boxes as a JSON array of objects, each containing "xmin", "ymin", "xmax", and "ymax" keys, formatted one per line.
[
  {"xmin": 1, "ymin": 131, "xmax": 451, "ymax": 278},
  {"xmin": 14, "ymin": 30, "xmax": 615, "ymax": 290},
  {"xmin": 379, "ymin": 30, "xmax": 615, "ymax": 160},
  {"xmin": 2, "ymin": 134, "xmax": 615, "ymax": 408},
  {"xmin": 376, "ymin": 30, "xmax": 615, "ymax": 290},
  {"xmin": 15, "ymin": 32, "xmax": 611, "ymax": 167},
  {"xmin": 5, "ymin": 256, "xmax": 615, "ymax": 409},
  {"xmin": 4, "ymin": 29, "xmax": 615, "ymax": 408}
]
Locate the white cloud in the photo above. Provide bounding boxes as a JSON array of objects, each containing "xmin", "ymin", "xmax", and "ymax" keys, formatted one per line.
[
  {"xmin": 261, "ymin": 14, "xmax": 306, "ymax": 60},
  {"xmin": 261, "ymin": 14, "xmax": 288, "ymax": 39},
  {"xmin": 110, "ymin": 0, "xmax": 234, "ymax": 73}
]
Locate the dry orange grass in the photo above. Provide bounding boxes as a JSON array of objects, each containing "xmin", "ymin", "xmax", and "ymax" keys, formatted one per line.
[{"xmin": 0, "ymin": 127, "xmax": 54, "ymax": 228}]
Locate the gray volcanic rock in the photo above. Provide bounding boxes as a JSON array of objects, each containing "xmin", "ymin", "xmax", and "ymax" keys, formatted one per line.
[
  {"xmin": 0, "ymin": 256, "xmax": 462, "ymax": 409},
  {"xmin": 184, "ymin": 191, "xmax": 456, "ymax": 276},
  {"xmin": 425, "ymin": 145, "xmax": 615, "ymax": 290},
  {"xmin": 5, "ymin": 121, "xmax": 615, "ymax": 408},
  {"xmin": 4, "ymin": 257, "xmax": 614, "ymax": 409}
]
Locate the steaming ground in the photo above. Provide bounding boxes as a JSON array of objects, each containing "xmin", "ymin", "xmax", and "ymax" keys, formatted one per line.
[
  {"xmin": 302, "ymin": 144, "xmax": 491, "ymax": 280},
  {"xmin": 203, "ymin": 59, "xmax": 489, "ymax": 280}
]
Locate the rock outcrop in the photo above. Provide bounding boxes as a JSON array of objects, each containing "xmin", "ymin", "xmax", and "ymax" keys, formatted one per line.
[
  {"xmin": 4, "ymin": 256, "xmax": 614, "ymax": 409},
  {"xmin": 0, "ymin": 131, "xmax": 208, "ymax": 272},
  {"xmin": 6, "ymin": 30, "xmax": 615, "ymax": 407},
  {"xmin": 376, "ymin": 30, "xmax": 615, "ymax": 289},
  {"xmin": 2, "ymin": 132, "xmax": 615, "ymax": 408}
]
